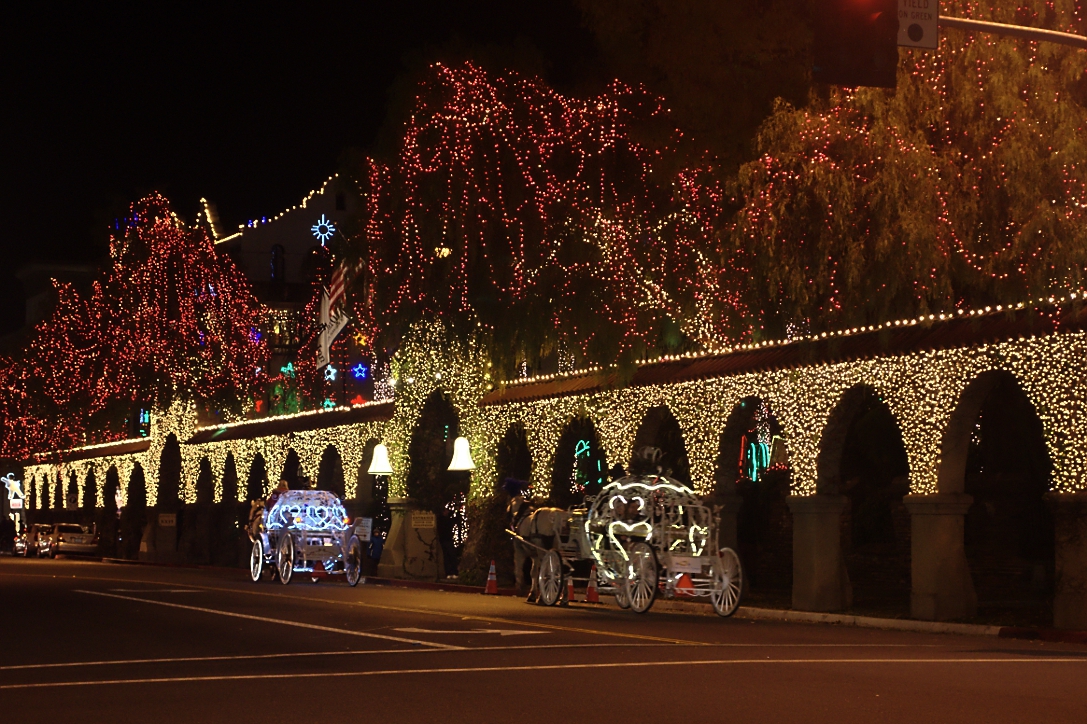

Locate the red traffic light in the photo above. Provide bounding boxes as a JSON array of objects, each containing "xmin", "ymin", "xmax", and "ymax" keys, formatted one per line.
[{"xmin": 813, "ymin": 0, "xmax": 900, "ymax": 89}]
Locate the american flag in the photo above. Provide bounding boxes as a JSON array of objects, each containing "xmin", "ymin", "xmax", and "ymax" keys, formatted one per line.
[{"xmin": 328, "ymin": 265, "xmax": 346, "ymax": 311}]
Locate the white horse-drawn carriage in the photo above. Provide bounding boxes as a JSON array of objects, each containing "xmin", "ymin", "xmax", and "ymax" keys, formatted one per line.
[
  {"xmin": 511, "ymin": 473, "xmax": 743, "ymax": 616},
  {"xmin": 248, "ymin": 490, "xmax": 364, "ymax": 586}
]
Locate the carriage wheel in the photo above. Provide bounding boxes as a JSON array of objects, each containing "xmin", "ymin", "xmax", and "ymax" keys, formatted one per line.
[
  {"xmin": 624, "ymin": 541, "xmax": 658, "ymax": 614},
  {"xmin": 277, "ymin": 534, "xmax": 295, "ymax": 585},
  {"xmin": 537, "ymin": 550, "xmax": 564, "ymax": 606},
  {"xmin": 345, "ymin": 537, "xmax": 363, "ymax": 587},
  {"xmin": 249, "ymin": 539, "xmax": 265, "ymax": 582},
  {"xmin": 711, "ymin": 547, "xmax": 743, "ymax": 617},
  {"xmin": 614, "ymin": 582, "xmax": 631, "ymax": 609}
]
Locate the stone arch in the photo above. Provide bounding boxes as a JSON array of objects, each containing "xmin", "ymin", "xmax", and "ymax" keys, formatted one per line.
[
  {"xmin": 356, "ymin": 438, "xmax": 380, "ymax": 506},
  {"xmin": 355, "ymin": 438, "xmax": 389, "ymax": 537},
  {"xmin": 65, "ymin": 470, "xmax": 78, "ymax": 510},
  {"xmin": 119, "ymin": 463, "xmax": 148, "ymax": 559},
  {"xmin": 195, "ymin": 457, "xmax": 214, "ymax": 504},
  {"xmin": 630, "ymin": 405, "xmax": 691, "ymax": 485},
  {"xmin": 221, "ymin": 453, "xmax": 239, "ymax": 504},
  {"xmin": 550, "ymin": 415, "xmax": 609, "ymax": 509},
  {"xmin": 716, "ymin": 396, "xmax": 792, "ymax": 594},
  {"xmin": 496, "ymin": 423, "xmax": 532, "ymax": 494},
  {"xmin": 405, "ymin": 389, "xmax": 468, "ymax": 576},
  {"xmin": 280, "ymin": 448, "xmax": 302, "ymax": 488},
  {"xmin": 157, "ymin": 433, "xmax": 182, "ymax": 511},
  {"xmin": 815, "ymin": 383, "xmax": 911, "ymax": 612},
  {"xmin": 943, "ymin": 369, "xmax": 1054, "ymax": 624},
  {"xmin": 245, "ymin": 454, "xmax": 269, "ymax": 501},
  {"xmin": 317, "ymin": 445, "xmax": 346, "ymax": 498},
  {"xmin": 82, "ymin": 468, "xmax": 96, "ymax": 511},
  {"xmin": 103, "ymin": 467, "xmax": 120, "ymax": 514}
]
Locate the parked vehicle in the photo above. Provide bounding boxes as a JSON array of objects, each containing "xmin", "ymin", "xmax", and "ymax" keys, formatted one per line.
[
  {"xmin": 19, "ymin": 524, "xmax": 53, "ymax": 557},
  {"xmin": 13, "ymin": 530, "xmax": 27, "ymax": 556},
  {"xmin": 46, "ymin": 523, "xmax": 99, "ymax": 557}
]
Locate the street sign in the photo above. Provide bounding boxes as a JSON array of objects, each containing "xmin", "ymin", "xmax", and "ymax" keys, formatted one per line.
[
  {"xmin": 354, "ymin": 517, "xmax": 373, "ymax": 541},
  {"xmin": 410, "ymin": 511, "xmax": 435, "ymax": 529},
  {"xmin": 10, "ymin": 499, "xmax": 22, "ymax": 510},
  {"xmin": 899, "ymin": 0, "xmax": 938, "ymax": 49}
]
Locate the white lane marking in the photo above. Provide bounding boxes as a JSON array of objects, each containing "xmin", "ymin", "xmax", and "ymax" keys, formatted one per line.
[
  {"xmin": 108, "ymin": 589, "xmax": 201, "ymax": 593},
  {"xmin": 0, "ymin": 643, "xmax": 674, "ymax": 671},
  {"xmin": 74, "ymin": 590, "xmax": 461, "ymax": 651},
  {"xmin": 4, "ymin": 657, "xmax": 1086, "ymax": 690},
  {"xmin": 0, "ymin": 641, "xmax": 955, "ymax": 672},
  {"xmin": 394, "ymin": 628, "xmax": 547, "ymax": 636}
]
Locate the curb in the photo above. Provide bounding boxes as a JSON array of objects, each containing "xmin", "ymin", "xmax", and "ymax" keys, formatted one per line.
[
  {"xmin": 646, "ymin": 597, "xmax": 1087, "ymax": 642},
  {"xmin": 649, "ymin": 597, "xmax": 998, "ymax": 636}
]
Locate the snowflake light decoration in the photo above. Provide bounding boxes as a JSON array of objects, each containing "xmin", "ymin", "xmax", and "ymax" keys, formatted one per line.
[{"xmin": 311, "ymin": 214, "xmax": 336, "ymax": 244}]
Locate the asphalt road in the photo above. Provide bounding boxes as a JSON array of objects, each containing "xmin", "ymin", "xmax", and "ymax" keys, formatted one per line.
[{"xmin": 1, "ymin": 557, "xmax": 1085, "ymax": 723}]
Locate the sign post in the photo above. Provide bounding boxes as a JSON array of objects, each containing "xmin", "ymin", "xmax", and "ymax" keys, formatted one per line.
[{"xmin": 899, "ymin": 0, "xmax": 938, "ymax": 49}]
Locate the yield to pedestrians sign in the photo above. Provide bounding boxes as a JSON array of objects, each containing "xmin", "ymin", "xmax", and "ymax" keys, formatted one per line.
[{"xmin": 899, "ymin": 0, "xmax": 938, "ymax": 49}]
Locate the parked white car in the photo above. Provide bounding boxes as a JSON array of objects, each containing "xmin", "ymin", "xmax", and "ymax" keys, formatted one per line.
[{"xmin": 45, "ymin": 523, "xmax": 99, "ymax": 557}]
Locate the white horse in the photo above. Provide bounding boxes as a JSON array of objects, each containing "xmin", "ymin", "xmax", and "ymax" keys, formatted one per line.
[{"xmin": 508, "ymin": 495, "xmax": 568, "ymax": 601}]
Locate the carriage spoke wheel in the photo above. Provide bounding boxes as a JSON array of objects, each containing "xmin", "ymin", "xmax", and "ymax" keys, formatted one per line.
[
  {"xmin": 711, "ymin": 547, "xmax": 743, "ymax": 617},
  {"xmin": 624, "ymin": 541, "xmax": 658, "ymax": 614},
  {"xmin": 249, "ymin": 539, "xmax": 264, "ymax": 582},
  {"xmin": 614, "ymin": 581, "xmax": 631, "ymax": 609},
  {"xmin": 345, "ymin": 537, "xmax": 363, "ymax": 587},
  {"xmin": 277, "ymin": 534, "xmax": 295, "ymax": 585},
  {"xmin": 537, "ymin": 550, "xmax": 564, "ymax": 606}
]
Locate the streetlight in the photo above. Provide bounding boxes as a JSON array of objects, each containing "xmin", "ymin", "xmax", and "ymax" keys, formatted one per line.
[{"xmin": 447, "ymin": 436, "xmax": 475, "ymax": 471}]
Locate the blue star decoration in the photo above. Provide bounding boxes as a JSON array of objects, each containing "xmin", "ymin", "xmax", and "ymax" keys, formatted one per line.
[
  {"xmin": 352, "ymin": 362, "xmax": 369, "ymax": 380},
  {"xmin": 322, "ymin": 398, "xmax": 336, "ymax": 410},
  {"xmin": 324, "ymin": 365, "xmax": 337, "ymax": 382}
]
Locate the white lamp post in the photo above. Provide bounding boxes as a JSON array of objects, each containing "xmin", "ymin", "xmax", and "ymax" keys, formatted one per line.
[
  {"xmin": 367, "ymin": 443, "xmax": 394, "ymax": 476},
  {"xmin": 447, "ymin": 436, "xmax": 476, "ymax": 471}
]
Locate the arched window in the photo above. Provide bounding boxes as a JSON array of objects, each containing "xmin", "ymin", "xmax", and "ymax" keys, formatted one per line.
[{"xmin": 270, "ymin": 244, "xmax": 285, "ymax": 283}]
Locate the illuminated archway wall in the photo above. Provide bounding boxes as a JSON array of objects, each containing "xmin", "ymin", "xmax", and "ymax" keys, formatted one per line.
[
  {"xmin": 473, "ymin": 332, "xmax": 1087, "ymax": 498},
  {"xmin": 23, "ymin": 326, "xmax": 1087, "ymax": 508}
]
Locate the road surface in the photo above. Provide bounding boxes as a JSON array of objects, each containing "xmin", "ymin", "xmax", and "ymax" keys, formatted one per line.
[{"xmin": 1, "ymin": 557, "xmax": 1084, "ymax": 723}]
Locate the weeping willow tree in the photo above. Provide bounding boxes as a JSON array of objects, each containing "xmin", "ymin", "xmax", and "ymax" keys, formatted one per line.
[{"xmin": 732, "ymin": 1, "xmax": 1087, "ymax": 334}]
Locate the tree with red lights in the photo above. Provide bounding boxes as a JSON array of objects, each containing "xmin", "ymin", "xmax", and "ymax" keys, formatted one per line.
[
  {"xmin": 733, "ymin": 1, "xmax": 1087, "ymax": 333},
  {"xmin": 0, "ymin": 194, "xmax": 268, "ymax": 460},
  {"xmin": 350, "ymin": 62, "xmax": 752, "ymax": 371}
]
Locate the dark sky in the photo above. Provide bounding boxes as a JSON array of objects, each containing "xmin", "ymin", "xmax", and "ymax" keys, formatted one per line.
[{"xmin": 1, "ymin": 2, "xmax": 598, "ymax": 270}]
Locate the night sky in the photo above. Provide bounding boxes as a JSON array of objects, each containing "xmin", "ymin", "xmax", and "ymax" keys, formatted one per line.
[{"xmin": 2, "ymin": 2, "xmax": 598, "ymax": 271}]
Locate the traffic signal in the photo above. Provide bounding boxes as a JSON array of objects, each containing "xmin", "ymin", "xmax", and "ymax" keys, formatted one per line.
[{"xmin": 813, "ymin": 0, "xmax": 900, "ymax": 89}]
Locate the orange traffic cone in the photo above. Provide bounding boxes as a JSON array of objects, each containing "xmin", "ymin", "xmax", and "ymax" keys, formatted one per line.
[
  {"xmin": 675, "ymin": 573, "xmax": 696, "ymax": 598},
  {"xmin": 585, "ymin": 565, "xmax": 601, "ymax": 604},
  {"xmin": 483, "ymin": 560, "xmax": 498, "ymax": 595},
  {"xmin": 564, "ymin": 575, "xmax": 575, "ymax": 605}
]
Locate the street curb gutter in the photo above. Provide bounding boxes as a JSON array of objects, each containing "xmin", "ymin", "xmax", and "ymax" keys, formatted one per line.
[{"xmin": 646, "ymin": 599, "xmax": 1001, "ymax": 637}]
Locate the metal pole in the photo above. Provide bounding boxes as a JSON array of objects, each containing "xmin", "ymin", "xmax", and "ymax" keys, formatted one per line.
[{"xmin": 941, "ymin": 16, "xmax": 1087, "ymax": 50}]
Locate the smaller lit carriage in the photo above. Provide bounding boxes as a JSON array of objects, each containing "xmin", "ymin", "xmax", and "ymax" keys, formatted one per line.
[
  {"xmin": 533, "ymin": 475, "xmax": 743, "ymax": 616},
  {"xmin": 249, "ymin": 490, "xmax": 364, "ymax": 586}
]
